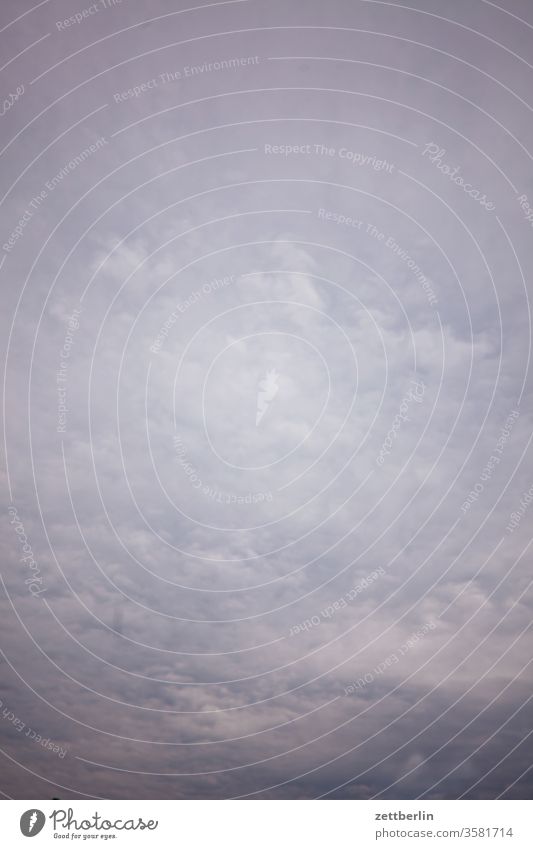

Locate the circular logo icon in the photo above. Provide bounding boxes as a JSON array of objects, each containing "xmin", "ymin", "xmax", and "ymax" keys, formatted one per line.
[{"xmin": 20, "ymin": 809, "xmax": 46, "ymax": 837}]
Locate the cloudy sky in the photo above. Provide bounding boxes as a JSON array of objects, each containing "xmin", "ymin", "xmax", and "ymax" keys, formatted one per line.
[{"xmin": 1, "ymin": 0, "xmax": 532, "ymax": 800}]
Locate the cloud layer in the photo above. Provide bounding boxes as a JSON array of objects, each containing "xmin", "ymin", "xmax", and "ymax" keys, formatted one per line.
[{"xmin": 1, "ymin": 0, "xmax": 532, "ymax": 800}]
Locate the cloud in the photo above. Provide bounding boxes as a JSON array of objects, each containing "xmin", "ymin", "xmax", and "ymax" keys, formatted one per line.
[{"xmin": 1, "ymin": 0, "xmax": 532, "ymax": 801}]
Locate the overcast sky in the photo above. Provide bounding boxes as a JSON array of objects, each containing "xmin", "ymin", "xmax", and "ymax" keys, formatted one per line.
[{"xmin": 1, "ymin": 0, "xmax": 532, "ymax": 800}]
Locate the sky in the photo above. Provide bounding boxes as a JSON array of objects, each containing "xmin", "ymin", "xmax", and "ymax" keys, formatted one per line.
[{"xmin": 1, "ymin": 0, "xmax": 532, "ymax": 800}]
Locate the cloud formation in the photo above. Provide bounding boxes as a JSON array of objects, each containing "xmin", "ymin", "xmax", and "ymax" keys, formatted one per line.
[{"xmin": 0, "ymin": 0, "xmax": 532, "ymax": 800}]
